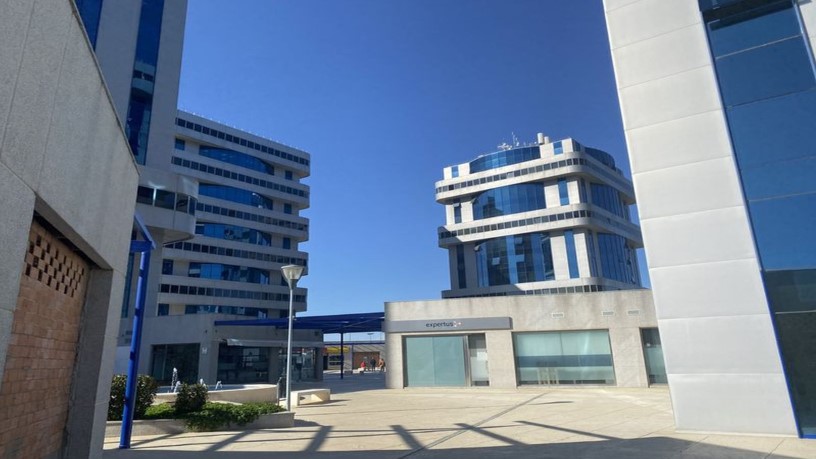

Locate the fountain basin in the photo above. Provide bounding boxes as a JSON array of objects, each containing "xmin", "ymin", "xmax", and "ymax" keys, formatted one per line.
[{"xmin": 154, "ymin": 384, "xmax": 278, "ymax": 405}]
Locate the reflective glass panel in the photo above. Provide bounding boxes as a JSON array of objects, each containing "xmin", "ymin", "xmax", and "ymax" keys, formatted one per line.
[
  {"xmin": 764, "ymin": 269, "xmax": 816, "ymax": 314},
  {"xmin": 641, "ymin": 328, "xmax": 667, "ymax": 384},
  {"xmin": 75, "ymin": 0, "xmax": 104, "ymax": 47},
  {"xmin": 715, "ymin": 36, "xmax": 815, "ymax": 107},
  {"xmin": 125, "ymin": 0, "xmax": 164, "ymax": 164},
  {"xmin": 564, "ymin": 230, "xmax": 579, "ymax": 279},
  {"xmin": 200, "ymin": 146, "xmax": 275, "ymax": 175},
  {"xmin": 404, "ymin": 336, "xmax": 466, "ymax": 387},
  {"xmin": 707, "ymin": 1, "xmax": 799, "ymax": 56},
  {"xmin": 475, "ymin": 233, "xmax": 554, "ymax": 287},
  {"xmin": 472, "ymin": 184, "xmax": 546, "ymax": 220},
  {"xmin": 469, "ymin": 146, "xmax": 540, "ymax": 173},
  {"xmin": 748, "ymin": 194, "xmax": 816, "ymax": 270},
  {"xmin": 514, "ymin": 330, "xmax": 615, "ymax": 385},
  {"xmin": 774, "ymin": 312, "xmax": 816, "ymax": 436},
  {"xmin": 727, "ymin": 89, "xmax": 816, "ymax": 169}
]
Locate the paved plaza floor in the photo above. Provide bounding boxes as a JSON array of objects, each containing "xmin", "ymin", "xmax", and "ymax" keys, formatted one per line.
[{"xmin": 103, "ymin": 372, "xmax": 816, "ymax": 458}]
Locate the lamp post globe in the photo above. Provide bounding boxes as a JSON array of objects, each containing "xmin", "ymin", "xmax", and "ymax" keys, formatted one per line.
[{"xmin": 281, "ymin": 265, "xmax": 304, "ymax": 412}]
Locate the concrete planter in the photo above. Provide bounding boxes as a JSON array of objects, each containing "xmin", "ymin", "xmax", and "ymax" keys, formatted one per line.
[{"xmin": 106, "ymin": 412, "xmax": 294, "ymax": 437}]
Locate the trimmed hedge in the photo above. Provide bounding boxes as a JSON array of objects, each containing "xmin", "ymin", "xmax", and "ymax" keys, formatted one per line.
[
  {"xmin": 185, "ymin": 402, "xmax": 285, "ymax": 431},
  {"xmin": 174, "ymin": 383, "xmax": 208, "ymax": 414},
  {"xmin": 108, "ymin": 374, "xmax": 159, "ymax": 421},
  {"xmin": 140, "ymin": 402, "xmax": 285, "ymax": 431}
]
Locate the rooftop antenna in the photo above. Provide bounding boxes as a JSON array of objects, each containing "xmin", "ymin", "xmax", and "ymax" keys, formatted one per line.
[{"xmin": 512, "ymin": 132, "xmax": 520, "ymax": 147}]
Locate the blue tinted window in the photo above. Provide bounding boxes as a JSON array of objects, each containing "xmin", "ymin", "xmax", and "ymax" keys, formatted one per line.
[
  {"xmin": 175, "ymin": 138, "xmax": 185, "ymax": 150},
  {"xmin": 456, "ymin": 245, "xmax": 467, "ymax": 289},
  {"xmin": 554, "ymin": 141, "xmax": 563, "ymax": 155},
  {"xmin": 558, "ymin": 179, "xmax": 569, "ymax": 205},
  {"xmin": 125, "ymin": 0, "xmax": 165, "ymax": 164},
  {"xmin": 715, "ymin": 37, "xmax": 815, "ymax": 107},
  {"xmin": 453, "ymin": 204, "xmax": 462, "ymax": 223},
  {"xmin": 283, "ymin": 237, "xmax": 291, "ymax": 250},
  {"xmin": 598, "ymin": 233, "xmax": 639, "ymax": 284},
  {"xmin": 475, "ymin": 233, "xmax": 554, "ymax": 287},
  {"xmin": 161, "ymin": 259, "xmax": 173, "ymax": 275},
  {"xmin": 200, "ymin": 146, "xmax": 274, "ymax": 175},
  {"xmin": 749, "ymin": 194, "xmax": 816, "ymax": 270},
  {"xmin": 157, "ymin": 304, "xmax": 169, "ymax": 316},
  {"xmin": 188, "ymin": 262, "xmax": 270, "ymax": 285},
  {"xmin": 285, "ymin": 170, "xmax": 293, "ymax": 180},
  {"xmin": 564, "ymin": 230, "xmax": 579, "ymax": 279},
  {"xmin": 764, "ymin": 269, "xmax": 816, "ymax": 314},
  {"xmin": 195, "ymin": 222, "xmax": 272, "ymax": 246},
  {"xmin": 284, "ymin": 203, "xmax": 292, "ymax": 214},
  {"xmin": 707, "ymin": 1, "xmax": 799, "ymax": 56},
  {"xmin": 741, "ymin": 156, "xmax": 816, "ymax": 201},
  {"xmin": 451, "ymin": 165, "xmax": 459, "ymax": 178},
  {"xmin": 585, "ymin": 148, "xmax": 617, "ymax": 170},
  {"xmin": 75, "ymin": 0, "xmax": 104, "ymax": 48},
  {"xmin": 727, "ymin": 89, "xmax": 816, "ymax": 169},
  {"xmin": 184, "ymin": 305, "xmax": 269, "ymax": 318},
  {"xmin": 198, "ymin": 184, "xmax": 274, "ymax": 210},
  {"xmin": 591, "ymin": 183, "xmax": 627, "ymax": 218},
  {"xmin": 469, "ymin": 146, "xmax": 540, "ymax": 173},
  {"xmin": 472, "ymin": 184, "xmax": 546, "ymax": 220}
]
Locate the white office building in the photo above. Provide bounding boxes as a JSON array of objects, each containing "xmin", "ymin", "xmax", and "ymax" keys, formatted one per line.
[
  {"xmin": 436, "ymin": 134, "xmax": 642, "ymax": 297},
  {"xmin": 385, "ymin": 136, "xmax": 663, "ymax": 391},
  {"xmin": 603, "ymin": 0, "xmax": 816, "ymax": 438}
]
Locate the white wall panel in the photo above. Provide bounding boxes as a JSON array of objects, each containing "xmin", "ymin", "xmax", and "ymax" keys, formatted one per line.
[
  {"xmin": 640, "ymin": 207, "xmax": 757, "ymax": 269},
  {"xmin": 634, "ymin": 156, "xmax": 745, "ymax": 220},
  {"xmin": 669, "ymin": 374, "xmax": 797, "ymax": 435},
  {"xmin": 618, "ymin": 66, "xmax": 722, "ymax": 130},
  {"xmin": 612, "ymin": 23, "xmax": 711, "ymax": 89},
  {"xmin": 625, "ymin": 110, "xmax": 733, "ymax": 175},
  {"xmin": 606, "ymin": 0, "xmax": 700, "ymax": 50},
  {"xmin": 649, "ymin": 259, "xmax": 770, "ymax": 320},
  {"xmin": 659, "ymin": 315, "xmax": 785, "ymax": 375}
]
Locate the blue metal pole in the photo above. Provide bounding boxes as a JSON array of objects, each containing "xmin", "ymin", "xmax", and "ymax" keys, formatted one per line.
[
  {"xmin": 119, "ymin": 242, "xmax": 152, "ymax": 449},
  {"xmin": 339, "ymin": 333, "xmax": 344, "ymax": 380}
]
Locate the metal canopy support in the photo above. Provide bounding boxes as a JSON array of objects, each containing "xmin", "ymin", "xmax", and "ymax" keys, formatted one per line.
[{"xmin": 340, "ymin": 333, "xmax": 345, "ymax": 380}]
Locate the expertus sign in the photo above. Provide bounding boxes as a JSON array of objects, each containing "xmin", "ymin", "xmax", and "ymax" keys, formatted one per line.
[
  {"xmin": 384, "ymin": 317, "xmax": 512, "ymax": 333},
  {"xmin": 425, "ymin": 321, "xmax": 463, "ymax": 329}
]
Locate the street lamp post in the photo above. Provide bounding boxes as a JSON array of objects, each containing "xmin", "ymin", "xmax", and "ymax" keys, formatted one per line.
[{"xmin": 281, "ymin": 264, "xmax": 305, "ymax": 412}]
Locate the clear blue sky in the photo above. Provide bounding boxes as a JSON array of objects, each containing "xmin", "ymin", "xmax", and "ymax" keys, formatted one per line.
[{"xmin": 178, "ymin": 0, "xmax": 649, "ymax": 318}]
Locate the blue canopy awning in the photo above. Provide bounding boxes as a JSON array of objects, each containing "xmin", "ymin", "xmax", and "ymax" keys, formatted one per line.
[{"xmin": 214, "ymin": 312, "xmax": 384, "ymax": 334}]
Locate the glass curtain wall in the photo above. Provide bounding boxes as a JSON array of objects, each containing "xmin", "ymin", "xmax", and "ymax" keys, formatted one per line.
[
  {"xmin": 217, "ymin": 344, "xmax": 271, "ymax": 383},
  {"xmin": 475, "ymin": 233, "xmax": 555, "ymax": 287},
  {"xmin": 125, "ymin": 0, "xmax": 164, "ymax": 164},
  {"xmin": 472, "ymin": 183, "xmax": 546, "ymax": 220},
  {"xmin": 514, "ymin": 330, "xmax": 615, "ymax": 385},
  {"xmin": 700, "ymin": 0, "xmax": 816, "ymax": 436},
  {"xmin": 150, "ymin": 343, "xmax": 200, "ymax": 384}
]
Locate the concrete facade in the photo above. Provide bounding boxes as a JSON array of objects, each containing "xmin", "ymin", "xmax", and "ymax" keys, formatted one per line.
[
  {"xmin": 0, "ymin": 1, "xmax": 140, "ymax": 457},
  {"xmin": 385, "ymin": 290, "xmax": 658, "ymax": 389},
  {"xmin": 602, "ymin": 0, "xmax": 812, "ymax": 436},
  {"xmin": 133, "ymin": 111, "xmax": 314, "ymax": 385}
]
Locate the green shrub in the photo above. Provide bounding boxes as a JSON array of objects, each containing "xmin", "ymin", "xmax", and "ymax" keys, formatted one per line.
[
  {"xmin": 185, "ymin": 402, "xmax": 284, "ymax": 431},
  {"xmin": 142, "ymin": 403, "xmax": 176, "ymax": 420},
  {"xmin": 108, "ymin": 374, "xmax": 159, "ymax": 421},
  {"xmin": 174, "ymin": 383, "xmax": 208, "ymax": 414}
]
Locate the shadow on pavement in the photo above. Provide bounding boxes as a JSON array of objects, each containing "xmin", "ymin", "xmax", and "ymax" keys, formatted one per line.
[{"xmin": 103, "ymin": 436, "xmax": 801, "ymax": 459}]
